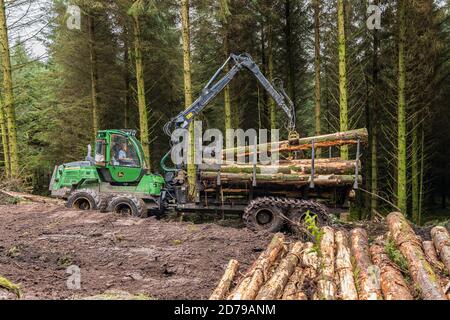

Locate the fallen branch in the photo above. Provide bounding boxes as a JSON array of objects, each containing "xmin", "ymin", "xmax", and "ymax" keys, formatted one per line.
[{"xmin": 0, "ymin": 189, "xmax": 64, "ymax": 206}]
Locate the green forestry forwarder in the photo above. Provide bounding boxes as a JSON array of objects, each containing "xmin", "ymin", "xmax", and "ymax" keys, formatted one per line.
[{"xmin": 50, "ymin": 54, "xmax": 364, "ymax": 233}]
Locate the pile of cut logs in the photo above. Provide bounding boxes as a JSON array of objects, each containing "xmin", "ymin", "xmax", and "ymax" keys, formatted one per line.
[{"xmin": 210, "ymin": 212, "xmax": 450, "ymax": 300}]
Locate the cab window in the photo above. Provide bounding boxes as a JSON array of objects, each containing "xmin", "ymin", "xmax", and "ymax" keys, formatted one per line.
[
  {"xmin": 110, "ymin": 134, "xmax": 140, "ymax": 167},
  {"xmin": 95, "ymin": 140, "xmax": 106, "ymax": 166}
]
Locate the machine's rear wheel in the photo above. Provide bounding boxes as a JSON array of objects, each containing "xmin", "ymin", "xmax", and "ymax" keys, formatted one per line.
[
  {"xmin": 107, "ymin": 195, "xmax": 146, "ymax": 218},
  {"xmin": 244, "ymin": 197, "xmax": 285, "ymax": 232},
  {"xmin": 288, "ymin": 200, "xmax": 330, "ymax": 241},
  {"xmin": 67, "ymin": 189, "xmax": 100, "ymax": 211}
]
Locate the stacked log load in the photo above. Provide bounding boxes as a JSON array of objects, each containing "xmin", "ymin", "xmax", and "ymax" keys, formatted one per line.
[
  {"xmin": 210, "ymin": 213, "xmax": 450, "ymax": 300},
  {"xmin": 200, "ymin": 129, "xmax": 367, "ymax": 187}
]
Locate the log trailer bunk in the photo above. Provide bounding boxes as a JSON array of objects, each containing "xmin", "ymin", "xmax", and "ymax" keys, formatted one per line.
[{"xmin": 50, "ymin": 53, "xmax": 365, "ymax": 233}]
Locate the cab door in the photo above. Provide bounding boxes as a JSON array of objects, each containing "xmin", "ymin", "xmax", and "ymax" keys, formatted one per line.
[{"xmin": 108, "ymin": 134, "xmax": 143, "ymax": 184}]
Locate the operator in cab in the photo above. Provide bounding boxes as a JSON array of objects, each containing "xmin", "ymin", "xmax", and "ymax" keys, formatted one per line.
[{"xmin": 112, "ymin": 141, "xmax": 128, "ymax": 166}]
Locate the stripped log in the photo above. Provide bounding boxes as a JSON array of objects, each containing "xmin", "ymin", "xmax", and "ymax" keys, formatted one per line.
[
  {"xmin": 431, "ymin": 226, "xmax": 450, "ymax": 274},
  {"xmin": 301, "ymin": 242, "xmax": 320, "ymax": 298},
  {"xmin": 200, "ymin": 172, "xmax": 361, "ymax": 186},
  {"xmin": 281, "ymin": 267, "xmax": 307, "ymax": 300},
  {"xmin": 200, "ymin": 160, "xmax": 358, "ymax": 175},
  {"xmin": 221, "ymin": 128, "xmax": 369, "ymax": 158},
  {"xmin": 315, "ymin": 227, "xmax": 336, "ymax": 300},
  {"xmin": 350, "ymin": 228, "xmax": 383, "ymax": 300},
  {"xmin": 228, "ymin": 233, "xmax": 286, "ymax": 300},
  {"xmin": 370, "ymin": 244, "xmax": 413, "ymax": 300},
  {"xmin": 423, "ymin": 240, "xmax": 450, "ymax": 299},
  {"xmin": 256, "ymin": 242, "xmax": 304, "ymax": 300},
  {"xmin": 387, "ymin": 212, "xmax": 446, "ymax": 300},
  {"xmin": 335, "ymin": 230, "xmax": 358, "ymax": 300},
  {"xmin": 423, "ymin": 241, "xmax": 446, "ymax": 272},
  {"xmin": 210, "ymin": 260, "xmax": 240, "ymax": 300}
]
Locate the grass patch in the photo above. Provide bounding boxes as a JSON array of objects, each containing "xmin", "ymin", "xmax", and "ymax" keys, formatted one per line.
[
  {"xmin": 57, "ymin": 255, "xmax": 74, "ymax": 268},
  {"xmin": 385, "ymin": 238, "xmax": 409, "ymax": 275},
  {"xmin": 0, "ymin": 276, "xmax": 21, "ymax": 298},
  {"xmin": 7, "ymin": 246, "xmax": 21, "ymax": 258}
]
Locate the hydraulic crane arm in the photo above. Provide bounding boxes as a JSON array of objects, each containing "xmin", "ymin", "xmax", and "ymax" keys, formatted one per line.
[{"xmin": 164, "ymin": 53, "xmax": 297, "ymax": 136}]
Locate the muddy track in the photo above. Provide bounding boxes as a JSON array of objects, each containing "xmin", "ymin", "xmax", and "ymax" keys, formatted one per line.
[{"xmin": 0, "ymin": 204, "xmax": 271, "ymax": 300}]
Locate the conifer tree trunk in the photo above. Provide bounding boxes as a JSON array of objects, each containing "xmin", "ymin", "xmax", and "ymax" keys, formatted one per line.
[
  {"xmin": 123, "ymin": 28, "xmax": 131, "ymax": 129},
  {"xmin": 284, "ymin": 0, "xmax": 296, "ymax": 105},
  {"xmin": 397, "ymin": 0, "xmax": 407, "ymax": 215},
  {"xmin": 181, "ymin": 0, "xmax": 196, "ymax": 198},
  {"xmin": 268, "ymin": 25, "xmax": 276, "ymax": 130},
  {"xmin": 0, "ymin": 99, "xmax": 10, "ymax": 177},
  {"xmin": 88, "ymin": 14, "xmax": 100, "ymax": 137},
  {"xmin": 371, "ymin": 13, "xmax": 380, "ymax": 217},
  {"xmin": 0, "ymin": 0, "xmax": 19, "ymax": 177},
  {"xmin": 132, "ymin": 12, "xmax": 151, "ymax": 168},
  {"xmin": 337, "ymin": 0, "xmax": 348, "ymax": 160},
  {"xmin": 221, "ymin": 1, "xmax": 232, "ymax": 133},
  {"xmin": 412, "ymin": 119, "xmax": 419, "ymax": 224},
  {"xmin": 313, "ymin": 0, "xmax": 321, "ymax": 137}
]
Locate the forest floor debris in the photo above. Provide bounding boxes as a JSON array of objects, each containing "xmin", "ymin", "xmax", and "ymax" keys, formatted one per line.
[
  {"xmin": 0, "ymin": 203, "xmax": 270, "ymax": 300},
  {"xmin": 0, "ymin": 201, "xmax": 449, "ymax": 300}
]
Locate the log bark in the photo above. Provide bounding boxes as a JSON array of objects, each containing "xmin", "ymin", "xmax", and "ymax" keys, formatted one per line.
[
  {"xmin": 335, "ymin": 230, "xmax": 358, "ymax": 300},
  {"xmin": 423, "ymin": 241, "xmax": 445, "ymax": 272},
  {"xmin": 200, "ymin": 160, "xmax": 358, "ymax": 175},
  {"xmin": 431, "ymin": 226, "xmax": 450, "ymax": 274},
  {"xmin": 315, "ymin": 227, "xmax": 336, "ymax": 300},
  {"xmin": 386, "ymin": 212, "xmax": 446, "ymax": 300},
  {"xmin": 370, "ymin": 243, "xmax": 413, "ymax": 300},
  {"xmin": 200, "ymin": 172, "xmax": 361, "ymax": 187},
  {"xmin": 423, "ymin": 240, "xmax": 450, "ymax": 299},
  {"xmin": 221, "ymin": 128, "xmax": 368, "ymax": 158},
  {"xmin": 301, "ymin": 242, "xmax": 320, "ymax": 299},
  {"xmin": 228, "ymin": 233, "xmax": 286, "ymax": 300},
  {"xmin": 256, "ymin": 242, "xmax": 303, "ymax": 300},
  {"xmin": 350, "ymin": 228, "xmax": 382, "ymax": 300},
  {"xmin": 281, "ymin": 266, "xmax": 307, "ymax": 300},
  {"xmin": 210, "ymin": 259, "xmax": 240, "ymax": 300}
]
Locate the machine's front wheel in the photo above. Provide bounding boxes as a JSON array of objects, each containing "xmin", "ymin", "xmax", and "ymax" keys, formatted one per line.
[
  {"xmin": 107, "ymin": 195, "xmax": 146, "ymax": 218},
  {"xmin": 67, "ymin": 189, "xmax": 101, "ymax": 211}
]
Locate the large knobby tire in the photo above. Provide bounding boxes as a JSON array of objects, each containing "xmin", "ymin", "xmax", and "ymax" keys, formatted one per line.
[
  {"xmin": 66, "ymin": 189, "xmax": 100, "ymax": 211},
  {"xmin": 98, "ymin": 194, "xmax": 116, "ymax": 213},
  {"xmin": 244, "ymin": 198, "xmax": 285, "ymax": 232},
  {"xmin": 288, "ymin": 200, "xmax": 330, "ymax": 241},
  {"xmin": 107, "ymin": 195, "xmax": 146, "ymax": 218}
]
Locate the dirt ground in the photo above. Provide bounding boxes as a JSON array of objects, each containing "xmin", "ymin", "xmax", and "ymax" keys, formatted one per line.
[{"xmin": 0, "ymin": 203, "xmax": 272, "ymax": 300}]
